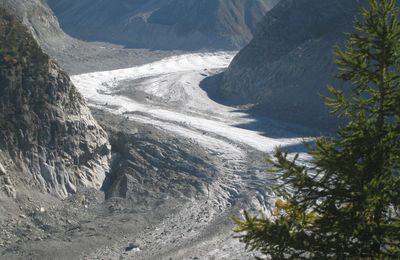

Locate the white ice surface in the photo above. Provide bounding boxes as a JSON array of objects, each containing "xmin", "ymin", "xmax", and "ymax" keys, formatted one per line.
[{"xmin": 72, "ymin": 52, "xmax": 307, "ymax": 157}]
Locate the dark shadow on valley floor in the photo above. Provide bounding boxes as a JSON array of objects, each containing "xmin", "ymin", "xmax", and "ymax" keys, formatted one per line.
[{"xmin": 200, "ymin": 74, "xmax": 323, "ymax": 139}]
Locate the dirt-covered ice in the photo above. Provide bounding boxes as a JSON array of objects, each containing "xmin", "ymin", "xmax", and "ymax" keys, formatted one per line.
[{"xmin": 67, "ymin": 52, "xmax": 311, "ymax": 259}]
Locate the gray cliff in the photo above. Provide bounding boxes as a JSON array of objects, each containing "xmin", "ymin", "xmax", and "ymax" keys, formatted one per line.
[{"xmin": 0, "ymin": 9, "xmax": 111, "ymax": 198}]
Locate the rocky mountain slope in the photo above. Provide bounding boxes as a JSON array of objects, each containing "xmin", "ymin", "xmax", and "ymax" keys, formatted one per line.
[
  {"xmin": 217, "ymin": 0, "xmax": 363, "ymax": 130},
  {"xmin": 47, "ymin": 0, "xmax": 280, "ymax": 50},
  {"xmin": 0, "ymin": 8, "xmax": 110, "ymax": 198},
  {"xmin": 0, "ymin": 0, "xmax": 75, "ymax": 55},
  {"xmin": 0, "ymin": 0, "xmax": 179, "ymax": 75}
]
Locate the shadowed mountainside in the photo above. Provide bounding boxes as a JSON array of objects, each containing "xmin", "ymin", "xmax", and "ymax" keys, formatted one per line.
[
  {"xmin": 47, "ymin": 0, "xmax": 280, "ymax": 50},
  {"xmin": 217, "ymin": 0, "xmax": 363, "ymax": 131}
]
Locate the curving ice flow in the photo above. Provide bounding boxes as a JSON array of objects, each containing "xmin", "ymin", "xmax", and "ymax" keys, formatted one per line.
[
  {"xmin": 70, "ymin": 52, "xmax": 312, "ymax": 260},
  {"xmin": 71, "ymin": 52, "xmax": 307, "ymax": 156}
]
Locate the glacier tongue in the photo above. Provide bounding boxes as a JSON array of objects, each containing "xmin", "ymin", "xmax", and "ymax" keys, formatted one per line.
[
  {"xmin": 72, "ymin": 52, "xmax": 306, "ymax": 155},
  {"xmin": 71, "ymin": 52, "xmax": 311, "ymax": 259}
]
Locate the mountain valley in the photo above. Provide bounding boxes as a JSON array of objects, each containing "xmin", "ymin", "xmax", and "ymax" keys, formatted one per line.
[{"xmin": 0, "ymin": 0, "xmax": 369, "ymax": 259}]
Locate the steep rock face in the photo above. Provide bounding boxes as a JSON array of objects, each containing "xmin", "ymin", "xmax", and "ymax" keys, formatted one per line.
[
  {"xmin": 0, "ymin": 10, "xmax": 111, "ymax": 198},
  {"xmin": 219, "ymin": 0, "xmax": 363, "ymax": 130},
  {"xmin": 47, "ymin": 0, "xmax": 280, "ymax": 50}
]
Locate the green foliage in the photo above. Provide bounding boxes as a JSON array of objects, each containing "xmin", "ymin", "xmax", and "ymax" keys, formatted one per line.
[
  {"xmin": 234, "ymin": 0, "xmax": 400, "ymax": 259},
  {"xmin": 0, "ymin": 9, "xmax": 52, "ymax": 143}
]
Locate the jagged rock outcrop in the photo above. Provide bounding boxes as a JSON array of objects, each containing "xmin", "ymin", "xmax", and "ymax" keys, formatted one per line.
[
  {"xmin": 0, "ymin": 9, "xmax": 111, "ymax": 198},
  {"xmin": 93, "ymin": 110, "xmax": 216, "ymax": 210},
  {"xmin": 47, "ymin": 0, "xmax": 280, "ymax": 50},
  {"xmin": 218, "ymin": 0, "xmax": 364, "ymax": 130}
]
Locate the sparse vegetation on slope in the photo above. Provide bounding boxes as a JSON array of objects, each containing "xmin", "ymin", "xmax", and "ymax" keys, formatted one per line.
[{"xmin": 0, "ymin": 9, "xmax": 48, "ymax": 69}]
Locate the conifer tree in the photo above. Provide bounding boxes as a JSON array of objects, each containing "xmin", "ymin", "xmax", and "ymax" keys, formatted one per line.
[{"xmin": 234, "ymin": 0, "xmax": 400, "ymax": 258}]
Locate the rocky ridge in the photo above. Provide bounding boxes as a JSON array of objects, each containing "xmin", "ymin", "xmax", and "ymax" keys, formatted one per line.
[
  {"xmin": 0, "ymin": 9, "xmax": 110, "ymax": 198},
  {"xmin": 0, "ymin": 0, "xmax": 75, "ymax": 55}
]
